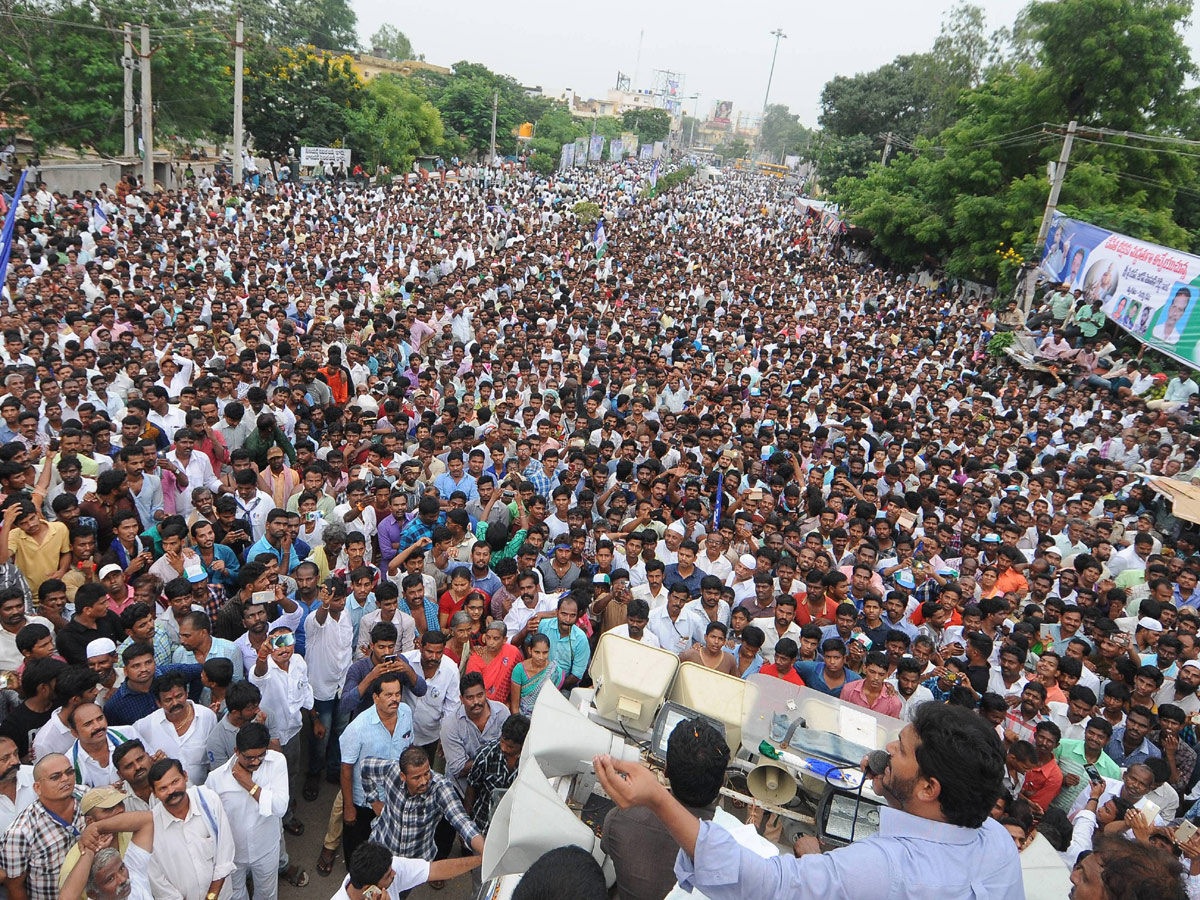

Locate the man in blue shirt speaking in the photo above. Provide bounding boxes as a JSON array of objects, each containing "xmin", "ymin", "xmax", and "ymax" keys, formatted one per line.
[{"xmin": 595, "ymin": 702, "xmax": 1023, "ymax": 900}]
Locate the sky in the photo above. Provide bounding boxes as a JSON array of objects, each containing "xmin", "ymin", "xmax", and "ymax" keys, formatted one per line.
[{"xmin": 349, "ymin": 0, "xmax": 1050, "ymax": 127}]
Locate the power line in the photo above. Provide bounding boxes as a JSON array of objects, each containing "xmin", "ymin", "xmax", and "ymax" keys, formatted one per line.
[{"xmin": 1070, "ymin": 135, "xmax": 1200, "ymax": 163}]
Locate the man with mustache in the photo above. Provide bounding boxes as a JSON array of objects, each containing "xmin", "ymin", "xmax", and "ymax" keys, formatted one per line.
[
  {"xmin": 0, "ymin": 752, "xmax": 85, "ymax": 900},
  {"xmin": 147, "ymin": 757, "xmax": 235, "ymax": 900},
  {"xmin": 0, "ymin": 736, "xmax": 35, "ymax": 836},
  {"xmin": 207, "ymin": 722, "xmax": 294, "ymax": 900},
  {"xmin": 135, "ymin": 670, "xmax": 217, "ymax": 786},
  {"xmin": 112, "ymin": 740, "xmax": 159, "ymax": 811},
  {"xmin": 66, "ymin": 702, "xmax": 138, "ymax": 788}
]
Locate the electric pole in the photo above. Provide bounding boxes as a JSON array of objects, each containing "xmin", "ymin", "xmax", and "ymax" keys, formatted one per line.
[
  {"xmin": 232, "ymin": 15, "xmax": 245, "ymax": 185},
  {"xmin": 122, "ymin": 23, "xmax": 135, "ymax": 158},
  {"xmin": 758, "ymin": 28, "xmax": 786, "ymax": 157},
  {"xmin": 1025, "ymin": 120, "xmax": 1077, "ymax": 311},
  {"xmin": 881, "ymin": 132, "xmax": 892, "ymax": 165},
  {"xmin": 140, "ymin": 22, "xmax": 153, "ymax": 189},
  {"xmin": 489, "ymin": 90, "xmax": 498, "ymax": 165}
]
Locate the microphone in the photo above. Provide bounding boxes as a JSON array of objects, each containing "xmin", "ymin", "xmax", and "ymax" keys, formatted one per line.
[{"xmin": 865, "ymin": 750, "xmax": 891, "ymax": 776}]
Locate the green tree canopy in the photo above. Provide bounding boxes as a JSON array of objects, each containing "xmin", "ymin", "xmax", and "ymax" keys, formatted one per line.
[
  {"xmin": 621, "ymin": 108, "xmax": 670, "ymax": 143},
  {"xmin": 368, "ymin": 24, "xmax": 413, "ymax": 61}
]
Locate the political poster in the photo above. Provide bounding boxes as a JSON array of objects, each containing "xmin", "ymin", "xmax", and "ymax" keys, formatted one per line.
[
  {"xmin": 639, "ymin": 145, "xmax": 653, "ymax": 160},
  {"xmin": 609, "ymin": 139, "xmax": 623, "ymax": 160},
  {"xmin": 574, "ymin": 138, "xmax": 588, "ymax": 167},
  {"xmin": 623, "ymin": 133, "xmax": 639, "ymax": 157},
  {"xmin": 652, "ymin": 141, "xmax": 664, "ymax": 159},
  {"xmin": 712, "ymin": 101, "xmax": 733, "ymax": 126},
  {"xmin": 1038, "ymin": 212, "xmax": 1200, "ymax": 369},
  {"xmin": 299, "ymin": 147, "xmax": 351, "ymax": 168},
  {"xmin": 589, "ymin": 135, "xmax": 604, "ymax": 163},
  {"xmin": 560, "ymin": 143, "xmax": 574, "ymax": 171}
]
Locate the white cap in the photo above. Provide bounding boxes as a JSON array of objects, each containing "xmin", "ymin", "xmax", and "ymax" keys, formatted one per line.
[
  {"xmin": 98, "ymin": 563, "xmax": 123, "ymax": 579},
  {"xmin": 1137, "ymin": 617, "xmax": 1164, "ymax": 633},
  {"xmin": 738, "ymin": 553, "xmax": 757, "ymax": 570},
  {"xmin": 86, "ymin": 638, "xmax": 117, "ymax": 659}
]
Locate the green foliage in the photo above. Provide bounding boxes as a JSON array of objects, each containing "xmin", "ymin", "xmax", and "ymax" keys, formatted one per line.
[
  {"xmin": 716, "ymin": 137, "xmax": 750, "ymax": 161},
  {"xmin": 621, "ymin": 108, "xmax": 670, "ymax": 143},
  {"xmin": 986, "ymin": 332, "xmax": 1016, "ymax": 357},
  {"xmin": 368, "ymin": 24, "xmax": 413, "ymax": 61},
  {"xmin": 572, "ymin": 201, "xmax": 601, "ymax": 224},
  {"xmin": 534, "ymin": 106, "xmax": 585, "ymax": 146},
  {"xmin": 0, "ymin": 0, "xmax": 233, "ymax": 154},
  {"xmin": 428, "ymin": 61, "xmax": 553, "ymax": 156},
  {"xmin": 240, "ymin": 0, "xmax": 359, "ymax": 50},
  {"xmin": 829, "ymin": 0, "xmax": 1200, "ymax": 286},
  {"xmin": 345, "ymin": 75, "xmax": 443, "ymax": 173},
  {"xmin": 642, "ymin": 165, "xmax": 695, "ymax": 198},
  {"xmin": 243, "ymin": 46, "xmax": 363, "ymax": 161},
  {"xmin": 761, "ymin": 105, "xmax": 813, "ymax": 160},
  {"xmin": 527, "ymin": 151, "xmax": 556, "ymax": 175}
]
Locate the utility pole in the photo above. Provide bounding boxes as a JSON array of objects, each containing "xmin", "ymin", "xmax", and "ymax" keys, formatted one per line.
[
  {"xmin": 484, "ymin": 90, "xmax": 498, "ymax": 192},
  {"xmin": 232, "ymin": 15, "xmax": 245, "ymax": 185},
  {"xmin": 881, "ymin": 132, "xmax": 892, "ymax": 165},
  {"xmin": 140, "ymin": 22, "xmax": 153, "ymax": 189},
  {"xmin": 1024, "ymin": 120, "xmax": 1077, "ymax": 310},
  {"xmin": 758, "ymin": 28, "xmax": 786, "ymax": 157},
  {"xmin": 122, "ymin": 23, "xmax": 135, "ymax": 158}
]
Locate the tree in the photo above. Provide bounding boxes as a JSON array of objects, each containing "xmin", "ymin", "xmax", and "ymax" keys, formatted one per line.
[
  {"xmin": 817, "ymin": 133, "xmax": 878, "ymax": 184},
  {"xmin": 345, "ymin": 75, "xmax": 443, "ymax": 173},
  {"xmin": 761, "ymin": 104, "xmax": 813, "ymax": 161},
  {"xmin": 244, "ymin": 0, "xmax": 359, "ymax": 50},
  {"xmin": 621, "ymin": 108, "xmax": 670, "ymax": 143},
  {"xmin": 534, "ymin": 106, "xmax": 585, "ymax": 146},
  {"xmin": 368, "ymin": 24, "xmax": 413, "ymax": 61},
  {"xmin": 819, "ymin": 54, "xmax": 935, "ymax": 141},
  {"xmin": 527, "ymin": 151, "xmax": 556, "ymax": 175},
  {"xmin": 716, "ymin": 136, "xmax": 750, "ymax": 161},
  {"xmin": 244, "ymin": 45, "xmax": 363, "ymax": 160},
  {"xmin": 430, "ymin": 61, "xmax": 552, "ymax": 156}
]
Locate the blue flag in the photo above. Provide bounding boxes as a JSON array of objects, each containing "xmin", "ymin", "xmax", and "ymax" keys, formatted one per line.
[
  {"xmin": 649, "ymin": 159, "xmax": 660, "ymax": 189},
  {"xmin": 0, "ymin": 171, "xmax": 28, "ymax": 290}
]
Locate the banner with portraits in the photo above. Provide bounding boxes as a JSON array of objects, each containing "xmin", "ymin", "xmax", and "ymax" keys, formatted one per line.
[{"xmin": 1038, "ymin": 212, "xmax": 1200, "ymax": 369}]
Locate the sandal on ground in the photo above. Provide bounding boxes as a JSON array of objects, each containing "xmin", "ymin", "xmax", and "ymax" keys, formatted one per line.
[
  {"xmin": 316, "ymin": 848, "xmax": 336, "ymax": 876},
  {"xmin": 286, "ymin": 865, "xmax": 310, "ymax": 887},
  {"xmin": 283, "ymin": 818, "xmax": 305, "ymax": 836}
]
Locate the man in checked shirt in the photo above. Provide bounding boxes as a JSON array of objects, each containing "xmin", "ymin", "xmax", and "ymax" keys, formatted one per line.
[{"xmin": 360, "ymin": 746, "xmax": 484, "ymax": 874}]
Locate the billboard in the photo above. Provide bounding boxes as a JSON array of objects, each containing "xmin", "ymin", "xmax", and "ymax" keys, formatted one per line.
[
  {"xmin": 589, "ymin": 135, "xmax": 604, "ymax": 163},
  {"xmin": 609, "ymin": 139, "xmax": 624, "ymax": 159},
  {"xmin": 1038, "ymin": 212, "xmax": 1200, "ymax": 369},
  {"xmin": 574, "ymin": 138, "xmax": 588, "ymax": 167},
  {"xmin": 560, "ymin": 142, "xmax": 575, "ymax": 171},
  {"xmin": 299, "ymin": 147, "xmax": 351, "ymax": 168},
  {"xmin": 712, "ymin": 101, "xmax": 733, "ymax": 126},
  {"xmin": 639, "ymin": 145, "xmax": 653, "ymax": 160}
]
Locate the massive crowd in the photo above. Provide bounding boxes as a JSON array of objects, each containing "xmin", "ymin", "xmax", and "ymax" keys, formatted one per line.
[{"xmin": 0, "ymin": 151, "xmax": 1198, "ymax": 900}]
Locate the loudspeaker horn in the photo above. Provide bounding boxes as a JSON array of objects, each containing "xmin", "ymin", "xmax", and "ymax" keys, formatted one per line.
[{"xmin": 746, "ymin": 761, "xmax": 798, "ymax": 806}]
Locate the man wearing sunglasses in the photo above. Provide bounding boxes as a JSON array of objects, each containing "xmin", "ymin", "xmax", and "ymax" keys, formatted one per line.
[
  {"xmin": 207, "ymin": 721, "xmax": 297, "ymax": 900},
  {"xmin": 250, "ymin": 625, "xmax": 315, "ymax": 838}
]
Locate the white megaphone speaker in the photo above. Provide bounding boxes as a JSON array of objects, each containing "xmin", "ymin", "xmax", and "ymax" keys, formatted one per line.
[
  {"xmin": 482, "ymin": 757, "xmax": 609, "ymax": 883},
  {"xmin": 520, "ymin": 682, "xmax": 641, "ymax": 777},
  {"xmin": 746, "ymin": 761, "xmax": 798, "ymax": 806}
]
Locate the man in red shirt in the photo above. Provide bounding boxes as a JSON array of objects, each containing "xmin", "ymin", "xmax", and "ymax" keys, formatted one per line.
[
  {"xmin": 765, "ymin": 638, "xmax": 806, "ymax": 687},
  {"xmin": 1022, "ymin": 721, "xmax": 1065, "ymax": 812}
]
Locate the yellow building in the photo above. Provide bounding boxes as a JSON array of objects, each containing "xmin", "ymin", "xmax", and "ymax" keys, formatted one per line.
[{"xmin": 349, "ymin": 54, "xmax": 450, "ymax": 81}]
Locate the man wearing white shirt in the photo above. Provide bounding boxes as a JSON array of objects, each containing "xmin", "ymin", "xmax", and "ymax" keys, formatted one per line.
[
  {"xmin": 502, "ymin": 571, "xmax": 558, "ymax": 643},
  {"xmin": 402, "ymin": 635, "xmax": 461, "ymax": 751},
  {"xmin": 206, "ymin": 723, "xmax": 289, "ymax": 900},
  {"xmin": 147, "ymin": 387, "xmax": 188, "ymax": 437},
  {"xmin": 65, "ymin": 702, "xmax": 139, "ymax": 788},
  {"xmin": 0, "ymin": 737, "xmax": 36, "ymax": 836},
  {"xmin": 136, "ymin": 671, "xmax": 217, "ymax": 786},
  {"xmin": 606, "ymin": 598, "xmax": 661, "ymax": 648},
  {"xmin": 250, "ymin": 625, "xmax": 313, "ymax": 832},
  {"xmin": 233, "ymin": 471, "xmax": 273, "ymax": 541},
  {"xmin": 304, "ymin": 584, "xmax": 354, "ymax": 790},
  {"xmin": 647, "ymin": 587, "xmax": 694, "ymax": 655},
  {"xmin": 631, "ymin": 562, "xmax": 669, "ymax": 611},
  {"xmin": 167, "ymin": 428, "xmax": 222, "ymax": 516},
  {"xmin": 696, "ymin": 535, "xmax": 733, "ymax": 583},
  {"xmin": 147, "ymin": 759, "xmax": 236, "ymax": 900},
  {"xmin": 154, "ymin": 353, "xmax": 196, "ymax": 399}
]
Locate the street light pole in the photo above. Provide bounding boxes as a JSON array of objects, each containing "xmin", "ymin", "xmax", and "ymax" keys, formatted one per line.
[{"xmin": 759, "ymin": 27, "xmax": 786, "ymax": 158}]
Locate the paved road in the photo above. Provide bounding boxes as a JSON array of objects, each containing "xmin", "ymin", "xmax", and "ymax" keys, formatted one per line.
[{"xmin": 282, "ymin": 782, "xmax": 477, "ymax": 900}]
